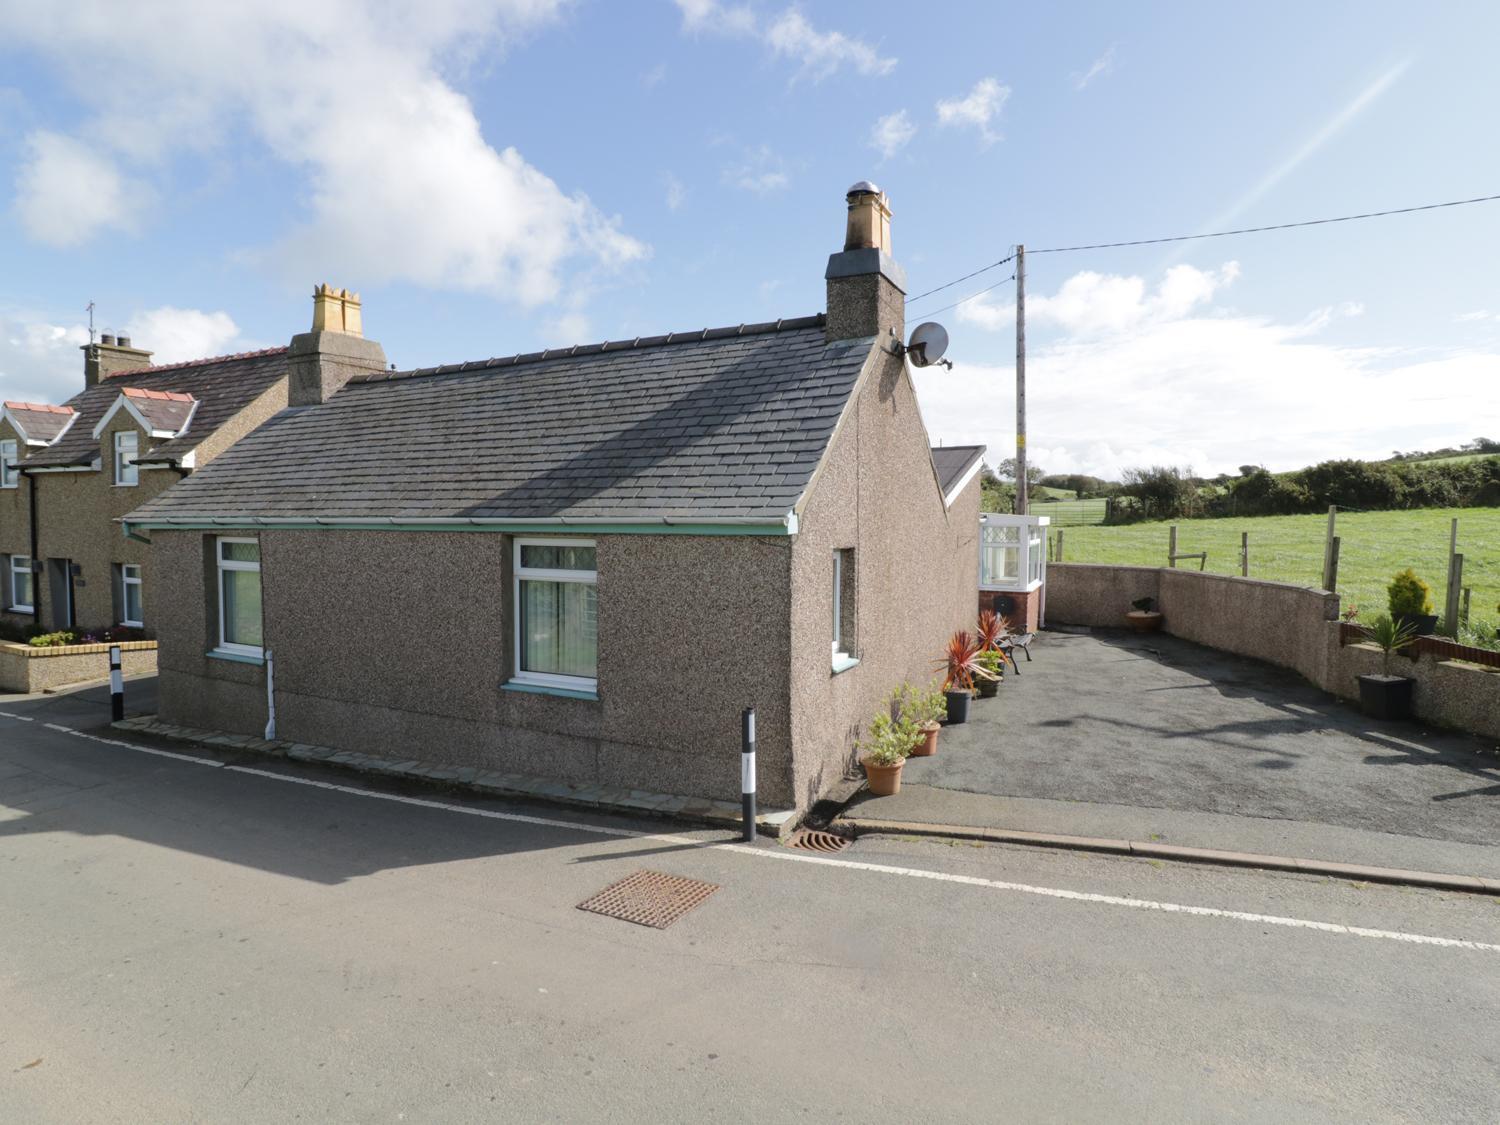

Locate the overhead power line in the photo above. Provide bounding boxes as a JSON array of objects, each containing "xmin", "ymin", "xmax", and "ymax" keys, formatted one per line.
[
  {"xmin": 1031, "ymin": 192, "xmax": 1500, "ymax": 254},
  {"xmin": 904, "ymin": 191, "xmax": 1500, "ymax": 306},
  {"xmin": 907, "ymin": 274, "xmax": 1015, "ymax": 321}
]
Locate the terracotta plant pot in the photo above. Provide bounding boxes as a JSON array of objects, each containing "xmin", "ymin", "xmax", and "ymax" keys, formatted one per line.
[
  {"xmin": 1125, "ymin": 610, "xmax": 1163, "ymax": 633},
  {"xmin": 908, "ymin": 722, "xmax": 939, "ymax": 757},
  {"xmin": 861, "ymin": 756, "xmax": 905, "ymax": 796}
]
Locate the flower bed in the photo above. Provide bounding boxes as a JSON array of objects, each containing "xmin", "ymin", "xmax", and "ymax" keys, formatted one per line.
[{"xmin": 0, "ymin": 639, "xmax": 157, "ymax": 694}]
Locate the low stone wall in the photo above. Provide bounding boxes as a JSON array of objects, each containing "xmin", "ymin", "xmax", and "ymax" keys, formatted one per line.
[
  {"xmin": 0, "ymin": 640, "xmax": 157, "ymax": 694},
  {"xmin": 1047, "ymin": 563, "xmax": 1500, "ymax": 742}
]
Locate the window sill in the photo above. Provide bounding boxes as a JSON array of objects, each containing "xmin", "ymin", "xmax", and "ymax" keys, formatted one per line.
[
  {"xmin": 502, "ymin": 680, "xmax": 599, "ymax": 701},
  {"xmin": 6, "ymin": 606, "xmax": 35, "ymax": 615},
  {"xmin": 831, "ymin": 652, "xmax": 860, "ymax": 675},
  {"xmin": 207, "ymin": 648, "xmax": 264, "ymax": 666}
]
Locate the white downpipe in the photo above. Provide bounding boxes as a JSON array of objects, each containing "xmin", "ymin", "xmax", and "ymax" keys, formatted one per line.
[{"xmin": 263, "ymin": 650, "xmax": 277, "ymax": 741}]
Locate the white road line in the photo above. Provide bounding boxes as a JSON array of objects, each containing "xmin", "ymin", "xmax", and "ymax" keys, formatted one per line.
[{"xmin": 10, "ymin": 713, "xmax": 1500, "ymax": 955}]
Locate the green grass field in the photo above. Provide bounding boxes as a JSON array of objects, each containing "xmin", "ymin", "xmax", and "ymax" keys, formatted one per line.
[
  {"xmin": 1050, "ymin": 507, "xmax": 1499, "ymax": 629},
  {"xmin": 1032, "ymin": 497, "xmax": 1108, "ymax": 526}
]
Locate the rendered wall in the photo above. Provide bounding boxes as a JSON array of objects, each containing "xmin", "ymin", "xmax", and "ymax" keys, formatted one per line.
[
  {"xmin": 0, "ymin": 640, "xmax": 156, "ymax": 694},
  {"xmin": 787, "ymin": 348, "xmax": 979, "ymax": 810},
  {"xmin": 151, "ymin": 528, "xmax": 799, "ymax": 807}
]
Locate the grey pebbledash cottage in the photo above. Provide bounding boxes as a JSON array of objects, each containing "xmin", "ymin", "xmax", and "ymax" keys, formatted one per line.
[{"xmin": 123, "ymin": 184, "xmax": 983, "ymax": 814}]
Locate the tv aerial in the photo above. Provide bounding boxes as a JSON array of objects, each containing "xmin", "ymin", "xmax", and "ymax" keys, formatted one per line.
[{"xmin": 903, "ymin": 321, "xmax": 951, "ymax": 370}]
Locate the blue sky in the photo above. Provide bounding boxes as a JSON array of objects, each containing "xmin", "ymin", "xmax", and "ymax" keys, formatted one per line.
[{"xmin": 2, "ymin": 0, "xmax": 1497, "ymax": 477}]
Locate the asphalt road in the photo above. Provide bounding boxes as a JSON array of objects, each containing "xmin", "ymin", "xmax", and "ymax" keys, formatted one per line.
[{"xmin": 3, "ymin": 686, "xmax": 1500, "ymax": 1123}]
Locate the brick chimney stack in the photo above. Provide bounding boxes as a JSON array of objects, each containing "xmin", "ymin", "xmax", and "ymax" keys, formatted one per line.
[
  {"xmin": 825, "ymin": 181, "xmax": 906, "ymax": 343},
  {"xmin": 82, "ymin": 336, "xmax": 153, "ymax": 388},
  {"xmin": 288, "ymin": 284, "xmax": 387, "ymax": 406}
]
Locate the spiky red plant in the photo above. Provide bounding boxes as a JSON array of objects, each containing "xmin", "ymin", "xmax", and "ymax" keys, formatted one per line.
[
  {"xmin": 937, "ymin": 629, "xmax": 995, "ymax": 692},
  {"xmin": 976, "ymin": 609, "xmax": 1009, "ymax": 652}
]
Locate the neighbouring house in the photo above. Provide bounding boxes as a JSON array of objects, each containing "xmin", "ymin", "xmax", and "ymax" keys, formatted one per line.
[
  {"xmin": 0, "ymin": 331, "xmax": 291, "ymax": 640},
  {"xmin": 123, "ymin": 184, "xmax": 982, "ymax": 813}
]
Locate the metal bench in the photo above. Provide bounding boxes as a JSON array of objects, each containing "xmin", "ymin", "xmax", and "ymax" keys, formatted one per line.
[{"xmin": 997, "ymin": 632, "xmax": 1035, "ymax": 675}]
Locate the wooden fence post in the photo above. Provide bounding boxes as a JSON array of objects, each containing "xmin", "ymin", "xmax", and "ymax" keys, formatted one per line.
[
  {"xmin": 1240, "ymin": 531, "xmax": 1249, "ymax": 577},
  {"xmin": 1462, "ymin": 586, "xmax": 1472, "ymax": 629},
  {"xmin": 1168, "ymin": 525, "xmax": 1178, "ymax": 568},
  {"xmin": 1056, "ymin": 529, "xmax": 1065, "ymax": 562},
  {"xmin": 1321, "ymin": 506, "xmax": 1338, "ymax": 592},
  {"xmin": 1444, "ymin": 553, "xmax": 1464, "ymax": 636}
]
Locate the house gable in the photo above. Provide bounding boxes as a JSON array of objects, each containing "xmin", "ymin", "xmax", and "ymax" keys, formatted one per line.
[{"xmin": 91, "ymin": 388, "xmax": 198, "ymax": 441}]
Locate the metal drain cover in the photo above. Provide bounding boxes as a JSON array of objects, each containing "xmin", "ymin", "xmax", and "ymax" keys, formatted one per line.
[
  {"xmin": 576, "ymin": 869, "xmax": 721, "ymax": 929},
  {"xmin": 786, "ymin": 829, "xmax": 852, "ymax": 854}
]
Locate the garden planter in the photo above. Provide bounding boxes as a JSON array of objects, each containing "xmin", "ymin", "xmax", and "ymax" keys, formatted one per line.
[
  {"xmin": 976, "ymin": 676, "xmax": 1000, "ymax": 699},
  {"xmin": 1125, "ymin": 610, "xmax": 1164, "ymax": 633},
  {"xmin": 1357, "ymin": 674, "xmax": 1414, "ymax": 720},
  {"xmin": 1396, "ymin": 614, "xmax": 1439, "ymax": 637},
  {"xmin": 908, "ymin": 722, "xmax": 939, "ymax": 757},
  {"xmin": 944, "ymin": 690, "xmax": 971, "ymax": 725},
  {"xmin": 861, "ymin": 756, "xmax": 905, "ymax": 796}
]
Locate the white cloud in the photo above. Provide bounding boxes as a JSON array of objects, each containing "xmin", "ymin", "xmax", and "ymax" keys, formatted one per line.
[
  {"xmin": 918, "ymin": 262, "xmax": 1500, "ymax": 478},
  {"xmin": 663, "ymin": 172, "xmax": 687, "ymax": 211},
  {"xmin": 1455, "ymin": 310, "xmax": 1494, "ymax": 323},
  {"xmin": 936, "ymin": 77, "xmax": 1010, "ymax": 145},
  {"xmin": 869, "ymin": 109, "xmax": 916, "ymax": 160},
  {"xmin": 0, "ymin": 311, "xmax": 91, "ymax": 404},
  {"xmin": 641, "ymin": 62, "xmax": 668, "ymax": 88},
  {"xmin": 722, "ymin": 145, "xmax": 789, "ymax": 194},
  {"xmin": 675, "ymin": 0, "xmax": 895, "ymax": 79},
  {"xmin": 126, "ymin": 307, "xmax": 242, "ymax": 365},
  {"xmin": 1071, "ymin": 46, "xmax": 1115, "ymax": 91},
  {"xmin": 13, "ymin": 131, "xmax": 149, "ymax": 246},
  {"xmin": 2, "ymin": 2, "xmax": 646, "ymax": 306}
]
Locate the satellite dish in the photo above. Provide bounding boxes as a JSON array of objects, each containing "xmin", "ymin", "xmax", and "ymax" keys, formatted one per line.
[{"xmin": 906, "ymin": 321, "xmax": 950, "ymax": 368}]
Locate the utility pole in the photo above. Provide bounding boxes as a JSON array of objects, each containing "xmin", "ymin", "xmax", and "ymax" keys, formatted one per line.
[{"xmin": 1014, "ymin": 244, "xmax": 1027, "ymax": 515}]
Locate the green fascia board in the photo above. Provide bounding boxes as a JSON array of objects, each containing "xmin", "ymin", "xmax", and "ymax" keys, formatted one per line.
[{"xmin": 123, "ymin": 517, "xmax": 795, "ymax": 537}]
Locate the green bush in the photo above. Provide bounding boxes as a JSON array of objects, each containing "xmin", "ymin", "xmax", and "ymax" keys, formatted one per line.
[
  {"xmin": 28, "ymin": 630, "xmax": 77, "ymax": 648},
  {"xmin": 857, "ymin": 712, "xmax": 920, "ymax": 766},
  {"xmin": 1386, "ymin": 569, "xmax": 1433, "ymax": 617},
  {"xmin": 893, "ymin": 681, "xmax": 947, "ymax": 727}
]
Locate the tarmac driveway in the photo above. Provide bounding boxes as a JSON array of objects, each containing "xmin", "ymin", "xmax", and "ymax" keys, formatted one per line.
[{"xmin": 848, "ymin": 630, "xmax": 1500, "ymax": 878}]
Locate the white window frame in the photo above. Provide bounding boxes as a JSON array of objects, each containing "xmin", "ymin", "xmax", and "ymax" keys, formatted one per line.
[
  {"xmin": 215, "ymin": 537, "xmax": 263, "ymax": 658},
  {"xmin": 0, "ymin": 439, "xmax": 17, "ymax": 489},
  {"xmin": 8, "ymin": 554, "xmax": 33, "ymax": 614},
  {"xmin": 119, "ymin": 563, "xmax": 144, "ymax": 627},
  {"xmin": 832, "ymin": 550, "xmax": 843, "ymax": 657},
  {"xmin": 113, "ymin": 430, "xmax": 139, "ymax": 486},
  {"xmin": 979, "ymin": 514, "xmax": 1050, "ymax": 592},
  {"xmin": 511, "ymin": 537, "xmax": 598, "ymax": 693}
]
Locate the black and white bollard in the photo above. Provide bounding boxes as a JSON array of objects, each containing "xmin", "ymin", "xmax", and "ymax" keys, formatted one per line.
[
  {"xmin": 108, "ymin": 645, "xmax": 124, "ymax": 722},
  {"xmin": 740, "ymin": 706, "xmax": 756, "ymax": 843}
]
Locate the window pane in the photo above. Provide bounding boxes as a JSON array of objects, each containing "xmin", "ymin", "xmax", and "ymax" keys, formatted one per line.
[
  {"xmin": 124, "ymin": 582, "xmax": 143, "ymax": 624},
  {"xmin": 222, "ymin": 568, "xmax": 262, "ymax": 647},
  {"xmin": 519, "ymin": 578, "xmax": 597, "ymax": 679},
  {"xmin": 520, "ymin": 543, "xmax": 595, "ymax": 571},
  {"xmin": 221, "ymin": 541, "xmax": 260, "ymax": 564},
  {"xmin": 12, "ymin": 558, "xmax": 33, "ymax": 607},
  {"xmin": 983, "ymin": 524, "xmax": 1021, "ymax": 545}
]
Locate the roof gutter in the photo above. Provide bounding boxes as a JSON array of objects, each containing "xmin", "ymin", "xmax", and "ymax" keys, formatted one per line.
[{"xmin": 120, "ymin": 513, "xmax": 801, "ymax": 538}]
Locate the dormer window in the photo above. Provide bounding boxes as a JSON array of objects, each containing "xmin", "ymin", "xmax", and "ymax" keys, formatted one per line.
[
  {"xmin": 0, "ymin": 439, "xmax": 16, "ymax": 489},
  {"xmin": 114, "ymin": 431, "xmax": 139, "ymax": 486}
]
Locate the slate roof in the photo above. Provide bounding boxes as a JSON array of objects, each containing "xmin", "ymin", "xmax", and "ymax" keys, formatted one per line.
[
  {"xmin": 126, "ymin": 316, "xmax": 876, "ymax": 526},
  {"xmin": 931, "ymin": 444, "xmax": 986, "ymax": 496},
  {"xmin": 25, "ymin": 348, "xmax": 288, "ymax": 468},
  {"xmin": 2, "ymin": 401, "xmax": 76, "ymax": 445},
  {"xmin": 117, "ymin": 387, "xmax": 198, "ymax": 435}
]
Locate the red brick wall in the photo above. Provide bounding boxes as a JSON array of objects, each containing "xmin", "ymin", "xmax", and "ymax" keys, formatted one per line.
[{"xmin": 978, "ymin": 587, "xmax": 1041, "ymax": 634}]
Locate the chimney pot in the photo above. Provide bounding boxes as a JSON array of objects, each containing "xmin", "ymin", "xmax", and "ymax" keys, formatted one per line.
[
  {"xmin": 117, "ymin": 335, "xmax": 131, "ymax": 347},
  {"xmin": 101, "ymin": 334, "xmax": 117, "ymax": 346},
  {"xmin": 825, "ymin": 180, "xmax": 905, "ymax": 341}
]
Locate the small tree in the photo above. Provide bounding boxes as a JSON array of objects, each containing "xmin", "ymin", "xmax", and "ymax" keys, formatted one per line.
[{"xmin": 1387, "ymin": 569, "xmax": 1434, "ymax": 617}]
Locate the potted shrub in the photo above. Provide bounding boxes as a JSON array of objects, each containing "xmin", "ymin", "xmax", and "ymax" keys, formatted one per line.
[
  {"xmin": 937, "ymin": 630, "xmax": 993, "ymax": 724},
  {"xmin": 895, "ymin": 682, "xmax": 947, "ymax": 756},
  {"xmin": 1125, "ymin": 596, "xmax": 1163, "ymax": 632},
  {"xmin": 1356, "ymin": 614, "xmax": 1420, "ymax": 719},
  {"xmin": 976, "ymin": 608, "xmax": 1008, "ymax": 653},
  {"xmin": 1387, "ymin": 568, "xmax": 1438, "ymax": 636},
  {"xmin": 858, "ymin": 712, "xmax": 919, "ymax": 796},
  {"xmin": 975, "ymin": 648, "xmax": 1006, "ymax": 697}
]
